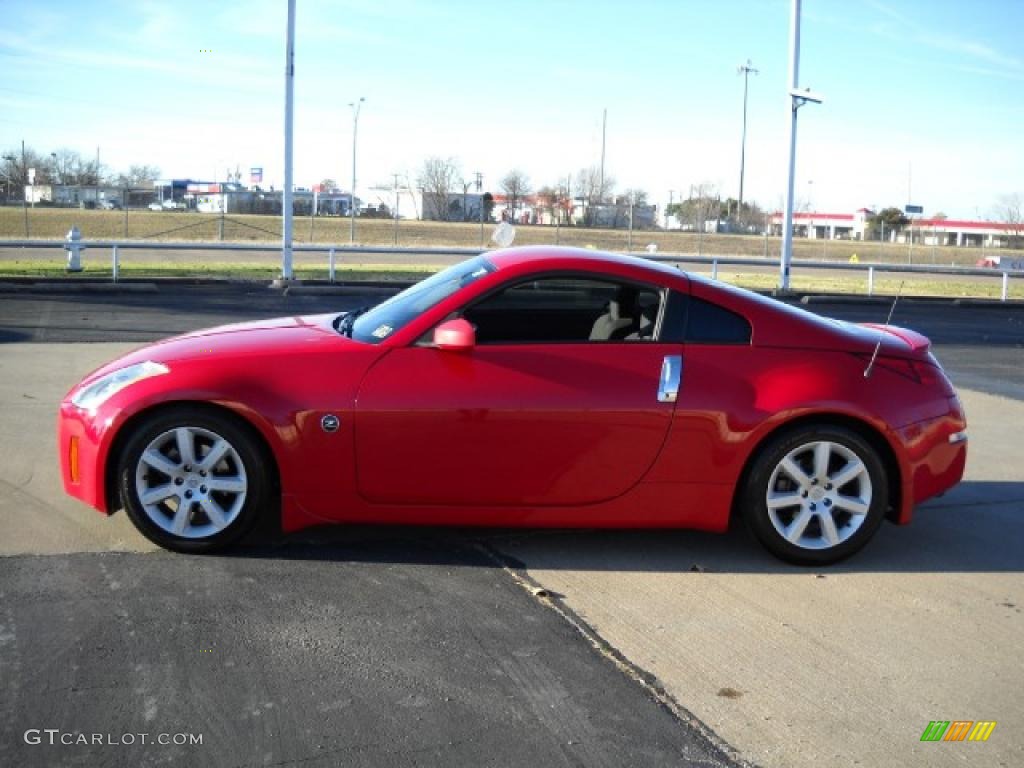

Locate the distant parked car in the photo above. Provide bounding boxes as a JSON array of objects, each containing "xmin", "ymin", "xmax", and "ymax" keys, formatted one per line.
[
  {"xmin": 147, "ymin": 202, "xmax": 163, "ymax": 211},
  {"xmin": 99, "ymin": 200, "xmax": 121, "ymax": 210},
  {"xmin": 162, "ymin": 200, "xmax": 186, "ymax": 211}
]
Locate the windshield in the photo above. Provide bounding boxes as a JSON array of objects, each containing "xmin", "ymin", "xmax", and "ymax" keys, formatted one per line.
[{"xmin": 348, "ymin": 256, "xmax": 497, "ymax": 344}]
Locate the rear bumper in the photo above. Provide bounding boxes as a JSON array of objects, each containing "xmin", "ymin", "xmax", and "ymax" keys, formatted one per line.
[{"xmin": 892, "ymin": 399, "xmax": 967, "ymax": 524}]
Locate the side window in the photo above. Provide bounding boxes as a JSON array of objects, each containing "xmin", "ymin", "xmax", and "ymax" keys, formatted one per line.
[
  {"xmin": 685, "ymin": 296, "xmax": 752, "ymax": 344},
  {"xmin": 462, "ymin": 276, "xmax": 664, "ymax": 344}
]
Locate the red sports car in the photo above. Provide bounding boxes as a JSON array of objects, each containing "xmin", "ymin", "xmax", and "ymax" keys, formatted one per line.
[{"xmin": 58, "ymin": 247, "xmax": 967, "ymax": 564}]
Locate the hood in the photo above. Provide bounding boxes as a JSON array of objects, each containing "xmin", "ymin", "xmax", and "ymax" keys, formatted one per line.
[{"xmin": 78, "ymin": 313, "xmax": 349, "ymax": 385}]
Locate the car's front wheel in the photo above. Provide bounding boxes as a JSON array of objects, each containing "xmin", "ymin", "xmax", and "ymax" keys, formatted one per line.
[
  {"xmin": 743, "ymin": 425, "xmax": 888, "ymax": 565},
  {"xmin": 117, "ymin": 407, "xmax": 269, "ymax": 553}
]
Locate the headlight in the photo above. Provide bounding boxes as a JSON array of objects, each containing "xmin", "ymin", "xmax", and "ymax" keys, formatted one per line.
[{"xmin": 70, "ymin": 361, "xmax": 169, "ymax": 411}]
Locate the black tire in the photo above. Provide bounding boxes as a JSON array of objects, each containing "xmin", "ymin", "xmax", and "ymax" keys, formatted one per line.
[
  {"xmin": 743, "ymin": 425, "xmax": 888, "ymax": 566},
  {"xmin": 117, "ymin": 406, "xmax": 269, "ymax": 553}
]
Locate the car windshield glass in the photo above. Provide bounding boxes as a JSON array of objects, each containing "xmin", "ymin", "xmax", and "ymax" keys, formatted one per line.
[{"xmin": 349, "ymin": 256, "xmax": 496, "ymax": 344}]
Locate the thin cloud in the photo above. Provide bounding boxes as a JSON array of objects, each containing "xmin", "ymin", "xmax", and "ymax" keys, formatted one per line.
[
  {"xmin": 0, "ymin": 37, "xmax": 275, "ymax": 93},
  {"xmin": 861, "ymin": 0, "xmax": 1024, "ymax": 76},
  {"xmin": 920, "ymin": 33, "xmax": 1024, "ymax": 73}
]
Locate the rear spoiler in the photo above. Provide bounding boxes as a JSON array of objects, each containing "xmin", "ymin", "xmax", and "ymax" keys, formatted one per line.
[{"xmin": 859, "ymin": 323, "xmax": 931, "ymax": 354}]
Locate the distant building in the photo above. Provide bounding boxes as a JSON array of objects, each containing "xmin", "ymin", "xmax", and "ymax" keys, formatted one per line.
[
  {"xmin": 154, "ymin": 179, "xmax": 210, "ymax": 206},
  {"xmin": 422, "ymin": 191, "xmax": 486, "ymax": 222},
  {"xmin": 898, "ymin": 217, "xmax": 1019, "ymax": 248},
  {"xmin": 50, "ymin": 185, "xmax": 130, "ymax": 208},
  {"xmin": 186, "ymin": 183, "xmax": 357, "ymax": 216},
  {"xmin": 769, "ymin": 209, "xmax": 1019, "ymax": 247},
  {"xmin": 768, "ymin": 210, "xmax": 867, "ymax": 240}
]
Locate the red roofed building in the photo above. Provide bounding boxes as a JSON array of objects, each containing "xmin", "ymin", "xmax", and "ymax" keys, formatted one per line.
[{"xmin": 769, "ymin": 209, "xmax": 1020, "ymax": 247}]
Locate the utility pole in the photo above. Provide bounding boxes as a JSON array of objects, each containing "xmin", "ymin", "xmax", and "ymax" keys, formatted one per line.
[
  {"xmin": 737, "ymin": 59, "xmax": 758, "ymax": 217},
  {"xmin": 567, "ymin": 172, "xmax": 573, "ymax": 227},
  {"xmin": 907, "ymin": 161, "xmax": 913, "ymax": 264},
  {"xmin": 281, "ymin": 0, "xmax": 296, "ymax": 280},
  {"xmin": 599, "ymin": 108, "xmax": 607, "ymax": 203},
  {"xmin": 475, "ymin": 171, "xmax": 484, "ymax": 248},
  {"xmin": 349, "ymin": 96, "xmax": 365, "ymax": 244},
  {"xmin": 21, "ymin": 140, "xmax": 29, "ymax": 237},
  {"xmin": 627, "ymin": 190, "xmax": 635, "ymax": 252},
  {"xmin": 393, "ymin": 172, "xmax": 401, "ymax": 246}
]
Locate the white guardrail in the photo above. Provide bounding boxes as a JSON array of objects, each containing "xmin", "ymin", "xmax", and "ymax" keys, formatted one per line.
[{"xmin": 0, "ymin": 239, "xmax": 1022, "ymax": 301}]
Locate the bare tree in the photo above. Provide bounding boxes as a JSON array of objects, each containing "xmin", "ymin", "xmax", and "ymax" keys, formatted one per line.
[
  {"xmin": 574, "ymin": 165, "xmax": 615, "ymax": 206},
  {"xmin": 2, "ymin": 145, "xmax": 55, "ymax": 188},
  {"xmin": 318, "ymin": 178, "xmax": 339, "ymax": 191},
  {"xmin": 993, "ymin": 193, "xmax": 1023, "ymax": 246},
  {"xmin": 47, "ymin": 147, "xmax": 101, "ymax": 186},
  {"xmin": 615, "ymin": 188, "xmax": 648, "ymax": 206},
  {"xmin": 667, "ymin": 183, "xmax": 719, "ymax": 233},
  {"xmin": 572, "ymin": 165, "xmax": 616, "ymax": 226},
  {"xmin": 500, "ymin": 169, "xmax": 531, "ymax": 223},
  {"xmin": 113, "ymin": 165, "xmax": 161, "ymax": 188},
  {"xmin": 418, "ymin": 156, "xmax": 461, "ymax": 221},
  {"xmin": 536, "ymin": 184, "xmax": 564, "ymax": 223}
]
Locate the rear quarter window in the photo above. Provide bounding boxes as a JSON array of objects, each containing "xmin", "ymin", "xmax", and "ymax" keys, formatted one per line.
[{"xmin": 685, "ymin": 296, "xmax": 752, "ymax": 344}]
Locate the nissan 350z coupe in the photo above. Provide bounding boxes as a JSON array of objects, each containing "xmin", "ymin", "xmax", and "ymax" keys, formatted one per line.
[{"xmin": 58, "ymin": 247, "xmax": 967, "ymax": 565}]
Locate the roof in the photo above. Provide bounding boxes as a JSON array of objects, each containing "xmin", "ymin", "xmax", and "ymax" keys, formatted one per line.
[
  {"xmin": 770, "ymin": 212, "xmax": 856, "ymax": 222},
  {"xmin": 909, "ymin": 219, "xmax": 1017, "ymax": 231},
  {"xmin": 485, "ymin": 245, "xmax": 684, "ymax": 280}
]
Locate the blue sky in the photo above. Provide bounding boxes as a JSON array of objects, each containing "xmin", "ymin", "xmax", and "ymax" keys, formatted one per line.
[{"xmin": 1, "ymin": 0, "xmax": 1021, "ymax": 218}]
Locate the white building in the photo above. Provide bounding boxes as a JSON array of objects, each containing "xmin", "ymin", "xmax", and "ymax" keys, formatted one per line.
[{"xmin": 769, "ymin": 209, "xmax": 1019, "ymax": 247}]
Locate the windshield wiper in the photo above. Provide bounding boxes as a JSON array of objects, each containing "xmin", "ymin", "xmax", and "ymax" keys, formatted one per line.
[{"xmin": 335, "ymin": 306, "xmax": 370, "ymax": 338}]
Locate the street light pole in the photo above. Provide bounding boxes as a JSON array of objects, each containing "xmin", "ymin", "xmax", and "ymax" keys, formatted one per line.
[
  {"xmin": 737, "ymin": 59, "xmax": 758, "ymax": 216},
  {"xmin": 281, "ymin": 0, "xmax": 296, "ymax": 280},
  {"xmin": 349, "ymin": 96, "xmax": 365, "ymax": 244},
  {"xmin": 779, "ymin": 0, "xmax": 822, "ymax": 292}
]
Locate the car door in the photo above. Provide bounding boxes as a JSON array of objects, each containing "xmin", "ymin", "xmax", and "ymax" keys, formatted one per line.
[{"xmin": 353, "ymin": 274, "xmax": 684, "ymax": 507}]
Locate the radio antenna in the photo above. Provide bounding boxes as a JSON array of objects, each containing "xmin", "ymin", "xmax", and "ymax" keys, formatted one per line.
[{"xmin": 863, "ymin": 281, "xmax": 904, "ymax": 378}]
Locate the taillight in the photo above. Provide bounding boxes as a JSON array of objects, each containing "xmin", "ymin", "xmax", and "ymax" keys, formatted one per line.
[
  {"xmin": 910, "ymin": 358, "xmax": 956, "ymax": 396},
  {"xmin": 855, "ymin": 354, "xmax": 956, "ymax": 395}
]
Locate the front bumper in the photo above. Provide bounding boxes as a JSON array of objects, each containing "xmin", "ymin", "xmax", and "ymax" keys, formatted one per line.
[{"xmin": 58, "ymin": 401, "xmax": 114, "ymax": 514}]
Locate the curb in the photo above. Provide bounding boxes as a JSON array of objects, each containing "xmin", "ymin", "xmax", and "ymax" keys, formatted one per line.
[
  {"xmin": 953, "ymin": 298, "xmax": 1024, "ymax": 308},
  {"xmin": 282, "ymin": 284, "xmax": 406, "ymax": 297},
  {"xmin": 800, "ymin": 295, "xmax": 893, "ymax": 305},
  {"xmin": 0, "ymin": 281, "xmax": 159, "ymax": 294},
  {"xmin": 801, "ymin": 294, "xmax": 1024, "ymax": 307}
]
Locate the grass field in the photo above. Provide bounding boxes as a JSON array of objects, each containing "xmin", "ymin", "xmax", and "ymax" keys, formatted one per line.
[{"xmin": 3, "ymin": 206, "xmax": 1021, "ymax": 266}]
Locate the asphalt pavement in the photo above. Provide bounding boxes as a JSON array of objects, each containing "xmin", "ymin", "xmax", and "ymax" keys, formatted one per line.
[
  {"xmin": 1, "ymin": 284, "xmax": 1022, "ymax": 768},
  {"xmin": 1, "ymin": 542, "xmax": 733, "ymax": 768}
]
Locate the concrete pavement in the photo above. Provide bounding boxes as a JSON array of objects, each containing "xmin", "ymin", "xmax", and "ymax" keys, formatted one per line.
[{"xmin": 495, "ymin": 386, "xmax": 1024, "ymax": 768}]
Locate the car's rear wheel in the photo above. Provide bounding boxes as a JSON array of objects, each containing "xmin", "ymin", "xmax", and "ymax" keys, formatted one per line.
[
  {"xmin": 117, "ymin": 407, "xmax": 268, "ymax": 553},
  {"xmin": 743, "ymin": 425, "xmax": 887, "ymax": 565}
]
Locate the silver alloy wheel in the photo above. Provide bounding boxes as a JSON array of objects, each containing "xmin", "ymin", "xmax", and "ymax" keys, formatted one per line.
[
  {"xmin": 765, "ymin": 440, "xmax": 872, "ymax": 551},
  {"xmin": 134, "ymin": 426, "xmax": 248, "ymax": 539}
]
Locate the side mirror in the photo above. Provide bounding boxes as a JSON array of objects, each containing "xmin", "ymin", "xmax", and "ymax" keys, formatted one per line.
[{"xmin": 433, "ymin": 318, "xmax": 475, "ymax": 351}]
